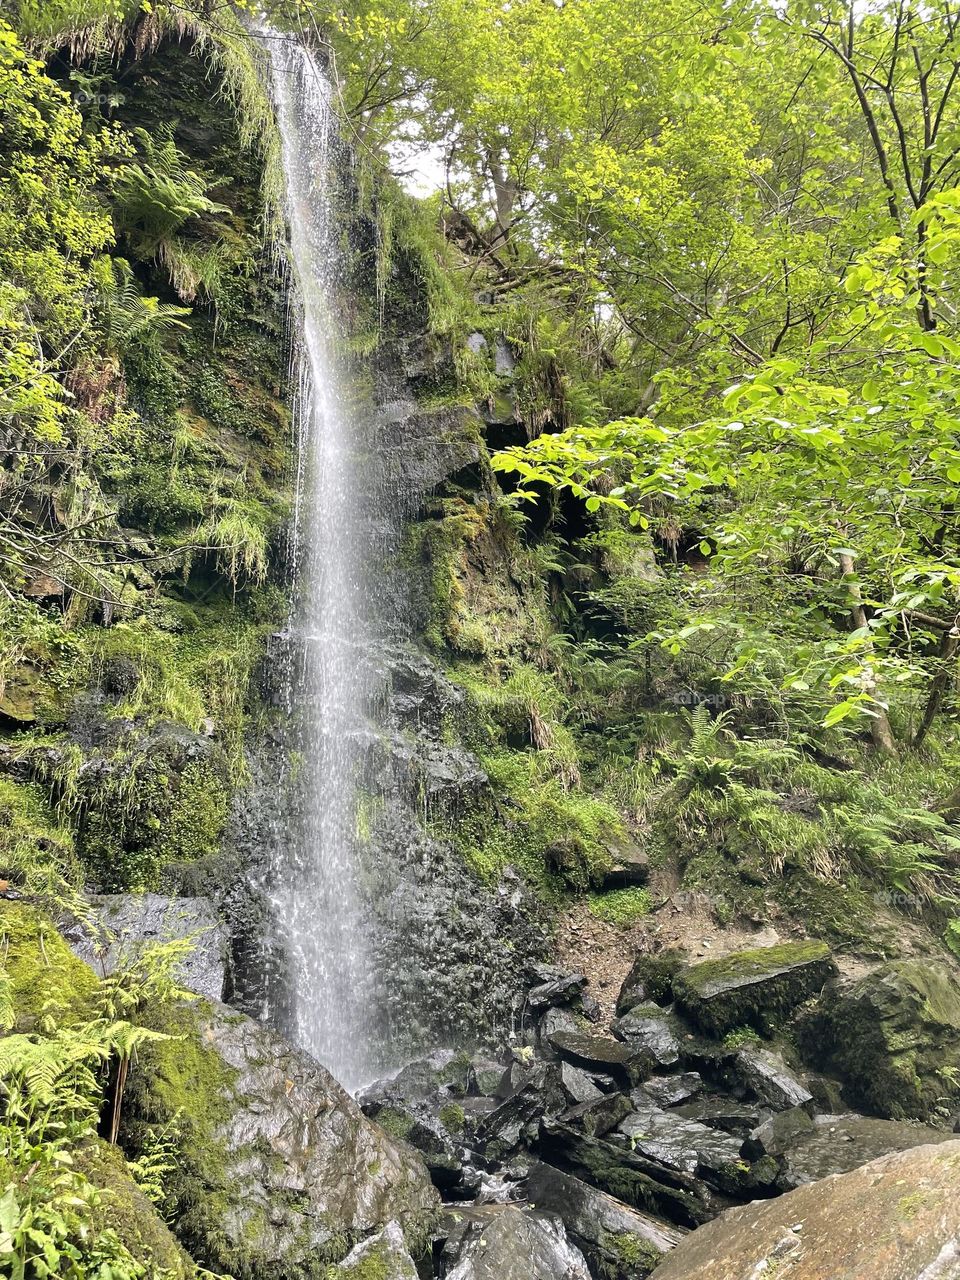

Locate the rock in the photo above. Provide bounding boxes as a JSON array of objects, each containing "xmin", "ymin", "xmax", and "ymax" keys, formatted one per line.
[
  {"xmin": 562, "ymin": 1092, "xmax": 634, "ymax": 1138},
  {"xmin": 527, "ymin": 1162, "xmax": 685, "ymax": 1279},
  {"xmin": 726, "ymin": 1044, "xmax": 814, "ymax": 1112},
  {"xmin": 746, "ymin": 1106, "xmax": 816, "ymax": 1158},
  {"xmin": 641, "ymin": 1073, "xmax": 703, "ymax": 1108},
  {"xmin": 798, "ymin": 959, "xmax": 960, "ymax": 1121},
  {"xmin": 478, "ymin": 1062, "xmax": 567, "ymax": 1161},
  {"xmin": 648, "ymin": 1140, "xmax": 960, "ymax": 1280},
  {"xmin": 441, "ymin": 1204, "xmax": 591, "ymax": 1280},
  {"xmin": 674, "ymin": 1096, "xmax": 763, "ymax": 1138},
  {"xmin": 672, "ymin": 941, "xmax": 836, "ymax": 1036},
  {"xmin": 469, "ymin": 1054, "xmax": 507, "ymax": 1096},
  {"xmin": 613, "ymin": 1004, "xmax": 682, "ymax": 1071},
  {"xmin": 361, "ymin": 1048, "xmax": 471, "ymax": 1105},
  {"xmin": 330, "ymin": 1222, "xmax": 418, "ymax": 1279},
  {"xmin": 618, "ymin": 1101, "xmax": 777, "ymax": 1198},
  {"xmin": 538, "ymin": 1120, "xmax": 719, "ymax": 1228},
  {"xmin": 774, "ymin": 1113, "xmax": 958, "ymax": 1188},
  {"xmin": 123, "ymin": 999, "xmax": 438, "ymax": 1276},
  {"xmin": 581, "ymin": 992, "xmax": 601, "ymax": 1023},
  {"xmin": 599, "ymin": 848, "xmax": 650, "ymax": 891},
  {"xmin": 65, "ymin": 894, "xmax": 228, "ymax": 1001},
  {"xmin": 549, "ymin": 1031, "xmax": 647, "ymax": 1086},
  {"xmin": 617, "ymin": 950, "xmax": 686, "ymax": 1017},
  {"xmin": 527, "ymin": 969, "xmax": 588, "ymax": 1013},
  {"xmin": 75, "ymin": 1141, "xmax": 193, "ymax": 1278},
  {"xmin": 560, "ymin": 1062, "xmax": 605, "ymax": 1104},
  {"xmin": 362, "ymin": 1095, "xmax": 469, "ymax": 1193},
  {"xmin": 539, "ymin": 1005, "xmax": 582, "ymax": 1043}
]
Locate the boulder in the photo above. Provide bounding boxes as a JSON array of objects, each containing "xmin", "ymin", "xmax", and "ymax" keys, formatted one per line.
[
  {"xmin": 672, "ymin": 941, "xmax": 836, "ymax": 1035},
  {"xmin": 725, "ymin": 1043, "xmax": 814, "ymax": 1113},
  {"xmin": 560, "ymin": 1062, "xmax": 605, "ymax": 1104},
  {"xmin": 527, "ymin": 1162, "xmax": 685, "ymax": 1280},
  {"xmin": 617, "ymin": 950, "xmax": 686, "ymax": 1017},
  {"xmin": 527, "ymin": 968, "xmax": 588, "ymax": 1013},
  {"xmin": 123, "ymin": 999, "xmax": 438, "ymax": 1277},
  {"xmin": 441, "ymin": 1204, "xmax": 591, "ymax": 1280},
  {"xmin": 65, "ymin": 894, "xmax": 228, "ymax": 1000},
  {"xmin": 612, "ymin": 1004, "xmax": 681, "ymax": 1071},
  {"xmin": 774, "ymin": 1113, "xmax": 958, "ymax": 1188},
  {"xmin": 538, "ymin": 1120, "xmax": 719, "ymax": 1227},
  {"xmin": 798, "ymin": 959, "xmax": 960, "ymax": 1121},
  {"xmin": 641, "ymin": 1073, "xmax": 703, "ymax": 1108},
  {"xmin": 562, "ymin": 1092, "xmax": 633, "ymax": 1138},
  {"xmin": 330, "ymin": 1222, "xmax": 418, "ymax": 1279},
  {"xmin": 599, "ymin": 848, "xmax": 650, "ymax": 891},
  {"xmin": 648, "ymin": 1140, "xmax": 960, "ymax": 1280},
  {"xmin": 478, "ymin": 1062, "xmax": 567, "ymax": 1161},
  {"xmin": 674, "ymin": 1096, "xmax": 763, "ymax": 1138},
  {"xmin": 548, "ymin": 1030, "xmax": 647, "ymax": 1086},
  {"xmin": 619, "ymin": 1101, "xmax": 778, "ymax": 1199}
]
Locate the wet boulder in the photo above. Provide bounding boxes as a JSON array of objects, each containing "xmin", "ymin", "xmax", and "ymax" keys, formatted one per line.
[
  {"xmin": 561, "ymin": 1092, "xmax": 634, "ymax": 1138},
  {"xmin": 526, "ymin": 965, "xmax": 588, "ymax": 1014},
  {"xmin": 122, "ymin": 999, "xmax": 438, "ymax": 1277},
  {"xmin": 612, "ymin": 1004, "xmax": 682, "ymax": 1072},
  {"xmin": 618, "ymin": 1101, "xmax": 779, "ymax": 1199},
  {"xmin": 548, "ymin": 1030, "xmax": 648, "ymax": 1087},
  {"xmin": 648, "ymin": 1140, "xmax": 960, "ymax": 1280},
  {"xmin": 440, "ymin": 1204, "xmax": 591, "ymax": 1280},
  {"xmin": 526, "ymin": 1162, "xmax": 685, "ymax": 1280},
  {"xmin": 641, "ymin": 1072, "xmax": 703, "ymax": 1108},
  {"xmin": 538, "ymin": 1119, "xmax": 720, "ymax": 1227},
  {"xmin": 672, "ymin": 941, "xmax": 836, "ymax": 1036},
  {"xmin": 798, "ymin": 958, "xmax": 960, "ymax": 1121},
  {"xmin": 724, "ymin": 1043, "xmax": 814, "ymax": 1113},
  {"xmin": 65, "ymin": 894, "xmax": 229, "ymax": 1000},
  {"xmin": 772, "ymin": 1113, "xmax": 958, "ymax": 1189}
]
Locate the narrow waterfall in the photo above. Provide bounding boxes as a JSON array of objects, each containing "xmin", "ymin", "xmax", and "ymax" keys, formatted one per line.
[{"xmin": 264, "ymin": 35, "xmax": 378, "ymax": 1091}]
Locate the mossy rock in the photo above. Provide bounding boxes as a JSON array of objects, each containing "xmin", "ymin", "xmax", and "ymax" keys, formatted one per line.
[
  {"xmin": 672, "ymin": 940, "xmax": 836, "ymax": 1036},
  {"xmin": 616, "ymin": 949, "xmax": 687, "ymax": 1016},
  {"xmin": 798, "ymin": 959, "xmax": 960, "ymax": 1121},
  {"xmin": 0, "ymin": 900, "xmax": 98, "ymax": 1029},
  {"xmin": 122, "ymin": 998, "xmax": 438, "ymax": 1278},
  {"xmin": 75, "ymin": 1140, "xmax": 195, "ymax": 1279}
]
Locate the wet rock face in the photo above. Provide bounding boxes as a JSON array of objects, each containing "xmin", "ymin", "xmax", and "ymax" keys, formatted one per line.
[
  {"xmin": 648, "ymin": 1140, "xmax": 960, "ymax": 1280},
  {"xmin": 798, "ymin": 959, "xmax": 960, "ymax": 1121},
  {"xmin": 439, "ymin": 1205, "xmax": 591, "ymax": 1280},
  {"xmin": 330, "ymin": 1222, "xmax": 419, "ymax": 1279},
  {"xmin": 65, "ymin": 894, "xmax": 229, "ymax": 1000},
  {"xmin": 526, "ymin": 1162, "xmax": 685, "ymax": 1280},
  {"xmin": 125, "ymin": 999, "xmax": 438, "ymax": 1278}
]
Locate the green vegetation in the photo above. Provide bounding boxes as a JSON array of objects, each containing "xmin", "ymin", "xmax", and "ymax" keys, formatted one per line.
[{"xmin": 589, "ymin": 888, "xmax": 653, "ymax": 927}]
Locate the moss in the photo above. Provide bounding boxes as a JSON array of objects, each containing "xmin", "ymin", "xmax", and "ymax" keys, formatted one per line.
[
  {"xmin": 439, "ymin": 1103, "xmax": 466, "ymax": 1135},
  {"xmin": 0, "ymin": 777, "xmax": 80, "ymax": 899},
  {"xmin": 374, "ymin": 1106, "xmax": 416, "ymax": 1143},
  {"xmin": 588, "ymin": 887, "xmax": 652, "ymax": 926},
  {"xmin": 597, "ymin": 1229, "xmax": 663, "ymax": 1278},
  {"xmin": 120, "ymin": 999, "xmax": 238, "ymax": 1261},
  {"xmin": 75, "ymin": 1140, "xmax": 194, "ymax": 1279},
  {"xmin": 0, "ymin": 900, "xmax": 98, "ymax": 1029}
]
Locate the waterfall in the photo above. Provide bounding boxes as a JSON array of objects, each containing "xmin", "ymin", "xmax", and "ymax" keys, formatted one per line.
[{"xmin": 262, "ymin": 33, "xmax": 378, "ymax": 1091}]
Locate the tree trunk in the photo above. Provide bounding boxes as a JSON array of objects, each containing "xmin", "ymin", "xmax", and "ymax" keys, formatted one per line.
[
  {"xmin": 838, "ymin": 553, "xmax": 898, "ymax": 756},
  {"xmin": 913, "ymin": 624, "xmax": 960, "ymax": 748}
]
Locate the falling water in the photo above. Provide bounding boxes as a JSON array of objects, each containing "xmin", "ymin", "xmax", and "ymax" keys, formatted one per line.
[{"xmin": 263, "ymin": 33, "xmax": 377, "ymax": 1090}]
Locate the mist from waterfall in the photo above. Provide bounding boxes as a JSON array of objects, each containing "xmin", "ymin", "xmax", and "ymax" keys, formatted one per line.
[{"xmin": 263, "ymin": 33, "xmax": 377, "ymax": 1091}]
